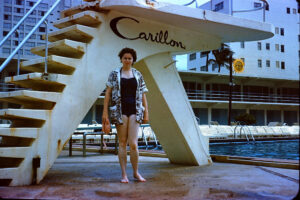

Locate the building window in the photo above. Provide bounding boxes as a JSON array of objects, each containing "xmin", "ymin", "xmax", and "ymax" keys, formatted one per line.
[
  {"xmin": 4, "ymin": 6, "xmax": 12, "ymax": 12},
  {"xmin": 3, "ymin": 31, "xmax": 9, "ymax": 36},
  {"xmin": 3, "ymin": 40, "xmax": 11, "ymax": 46},
  {"xmin": 189, "ymin": 53, "xmax": 196, "ymax": 61},
  {"xmin": 25, "ymin": 42, "xmax": 35, "ymax": 47},
  {"xmin": 240, "ymin": 41, "xmax": 245, "ymax": 48},
  {"xmin": 241, "ymin": 58, "xmax": 245, "ymax": 63},
  {"xmin": 275, "ymin": 27, "xmax": 279, "ymax": 34},
  {"xmin": 39, "ymin": 27, "xmax": 46, "ymax": 32},
  {"xmin": 14, "ymin": 40, "xmax": 19, "ymax": 46},
  {"xmin": 281, "ymin": 45, "xmax": 285, "ymax": 53},
  {"xmin": 258, "ymin": 59, "xmax": 262, "ymax": 68},
  {"xmin": 266, "ymin": 43, "xmax": 270, "ymax": 50},
  {"xmin": 200, "ymin": 51, "xmax": 209, "ymax": 58},
  {"xmin": 281, "ymin": 62, "xmax": 285, "ymax": 69},
  {"xmin": 214, "ymin": 2, "xmax": 224, "ymax": 11},
  {"xmin": 13, "ymin": 16, "xmax": 22, "ymax": 22},
  {"xmin": 27, "ymin": 1, "xmax": 34, "ymax": 7},
  {"xmin": 254, "ymin": 2, "xmax": 262, "ymax": 8},
  {"xmin": 212, "ymin": 63, "xmax": 218, "ymax": 71},
  {"xmin": 287, "ymin": 7, "xmax": 290, "ymax": 14},
  {"xmin": 275, "ymin": 44, "xmax": 279, "ymax": 51},
  {"xmin": 3, "ymin": 23, "xmax": 11, "ymax": 29},
  {"xmin": 38, "ymin": 3, "xmax": 48, "ymax": 9},
  {"xmin": 4, "ymin": 14, "xmax": 11, "ymax": 20},
  {"xmin": 30, "ymin": 34, "xmax": 36, "ymax": 39},
  {"xmin": 26, "ymin": 17, "xmax": 36, "ymax": 23},
  {"xmin": 2, "ymin": 48, "xmax": 11, "ymax": 54},
  {"xmin": 276, "ymin": 61, "xmax": 280, "ymax": 68},
  {"xmin": 16, "ymin": 0, "xmax": 23, "ymax": 5},
  {"xmin": 200, "ymin": 66, "xmax": 207, "ymax": 71},
  {"xmin": 16, "ymin": 8, "xmax": 21, "ymax": 13},
  {"xmin": 4, "ymin": 0, "xmax": 12, "ymax": 3},
  {"xmin": 266, "ymin": 60, "xmax": 270, "ymax": 67},
  {"xmin": 257, "ymin": 42, "xmax": 261, "ymax": 50},
  {"xmin": 38, "ymin": 11, "xmax": 45, "ymax": 16},
  {"xmin": 26, "ymin": 25, "xmax": 34, "ymax": 31},
  {"xmin": 280, "ymin": 28, "xmax": 284, "ymax": 36},
  {"xmin": 298, "ymin": 35, "xmax": 300, "ymax": 42},
  {"xmin": 293, "ymin": 8, "xmax": 297, "ymax": 14}
]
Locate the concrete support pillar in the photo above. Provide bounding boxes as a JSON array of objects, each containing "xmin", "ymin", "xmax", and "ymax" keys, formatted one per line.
[
  {"xmin": 208, "ymin": 107, "xmax": 212, "ymax": 124},
  {"xmin": 281, "ymin": 109, "xmax": 284, "ymax": 123},
  {"xmin": 92, "ymin": 104, "xmax": 96, "ymax": 122},
  {"xmin": 136, "ymin": 53, "xmax": 211, "ymax": 166},
  {"xmin": 264, "ymin": 109, "xmax": 267, "ymax": 125},
  {"xmin": 297, "ymin": 110, "xmax": 299, "ymax": 126}
]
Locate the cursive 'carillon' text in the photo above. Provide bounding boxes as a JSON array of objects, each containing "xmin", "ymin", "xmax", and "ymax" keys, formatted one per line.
[{"xmin": 110, "ymin": 16, "xmax": 186, "ymax": 50}]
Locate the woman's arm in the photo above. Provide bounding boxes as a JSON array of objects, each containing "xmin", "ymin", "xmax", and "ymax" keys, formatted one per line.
[
  {"xmin": 142, "ymin": 93, "xmax": 149, "ymax": 124},
  {"xmin": 102, "ymin": 87, "xmax": 112, "ymax": 122}
]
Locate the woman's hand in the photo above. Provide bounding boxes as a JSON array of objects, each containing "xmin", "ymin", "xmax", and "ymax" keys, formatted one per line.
[
  {"xmin": 102, "ymin": 113, "xmax": 111, "ymax": 133},
  {"xmin": 142, "ymin": 110, "xmax": 149, "ymax": 124}
]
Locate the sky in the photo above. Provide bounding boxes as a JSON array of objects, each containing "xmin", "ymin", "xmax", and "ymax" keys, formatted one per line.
[{"xmin": 158, "ymin": 0, "xmax": 211, "ymax": 70}]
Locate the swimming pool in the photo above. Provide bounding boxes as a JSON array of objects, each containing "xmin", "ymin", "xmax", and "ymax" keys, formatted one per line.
[
  {"xmin": 209, "ymin": 139, "xmax": 299, "ymax": 160},
  {"xmin": 139, "ymin": 139, "xmax": 299, "ymax": 160}
]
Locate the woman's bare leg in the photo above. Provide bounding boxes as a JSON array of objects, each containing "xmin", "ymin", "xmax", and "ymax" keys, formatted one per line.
[
  {"xmin": 128, "ymin": 115, "xmax": 146, "ymax": 182},
  {"xmin": 116, "ymin": 115, "xmax": 129, "ymax": 183}
]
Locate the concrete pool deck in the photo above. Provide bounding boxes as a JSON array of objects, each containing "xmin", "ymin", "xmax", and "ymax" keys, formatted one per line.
[{"xmin": 0, "ymin": 150, "xmax": 298, "ymax": 200}]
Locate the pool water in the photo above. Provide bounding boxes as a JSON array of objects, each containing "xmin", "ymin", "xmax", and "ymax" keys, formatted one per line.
[
  {"xmin": 139, "ymin": 139, "xmax": 299, "ymax": 160},
  {"xmin": 209, "ymin": 139, "xmax": 299, "ymax": 160}
]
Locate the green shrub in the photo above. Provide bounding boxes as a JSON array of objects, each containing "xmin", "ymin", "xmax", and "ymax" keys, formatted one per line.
[{"xmin": 234, "ymin": 113, "xmax": 256, "ymax": 125}]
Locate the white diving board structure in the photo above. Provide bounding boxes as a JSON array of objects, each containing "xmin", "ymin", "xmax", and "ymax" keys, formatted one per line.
[{"xmin": 0, "ymin": 0, "xmax": 273, "ymax": 186}]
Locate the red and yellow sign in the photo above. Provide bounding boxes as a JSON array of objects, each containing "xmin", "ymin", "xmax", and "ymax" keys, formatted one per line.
[{"xmin": 233, "ymin": 59, "xmax": 245, "ymax": 73}]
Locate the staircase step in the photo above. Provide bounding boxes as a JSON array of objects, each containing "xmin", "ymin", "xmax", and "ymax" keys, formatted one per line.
[
  {"xmin": 0, "ymin": 109, "xmax": 48, "ymax": 127},
  {"xmin": 53, "ymin": 10, "xmax": 101, "ymax": 29},
  {"xmin": 0, "ymin": 147, "xmax": 30, "ymax": 158},
  {"xmin": 31, "ymin": 39, "xmax": 85, "ymax": 58},
  {"xmin": 0, "ymin": 168, "xmax": 18, "ymax": 179},
  {"xmin": 5, "ymin": 73, "xmax": 68, "ymax": 92},
  {"xmin": 0, "ymin": 90, "xmax": 61, "ymax": 109},
  {"xmin": 21, "ymin": 55, "xmax": 78, "ymax": 75},
  {"xmin": 0, "ymin": 128, "xmax": 39, "ymax": 139},
  {"xmin": 61, "ymin": 2, "xmax": 108, "ymax": 18},
  {"xmin": 44, "ymin": 24, "xmax": 96, "ymax": 43},
  {"xmin": 0, "ymin": 109, "xmax": 48, "ymax": 121}
]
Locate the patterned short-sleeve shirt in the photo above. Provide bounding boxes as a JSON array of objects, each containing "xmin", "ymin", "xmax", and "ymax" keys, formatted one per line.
[{"xmin": 106, "ymin": 67, "xmax": 148, "ymax": 124}]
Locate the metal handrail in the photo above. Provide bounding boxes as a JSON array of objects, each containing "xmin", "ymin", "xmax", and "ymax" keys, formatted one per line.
[
  {"xmin": 234, "ymin": 123, "xmax": 255, "ymax": 143},
  {"xmin": 0, "ymin": 0, "xmax": 62, "ymax": 73},
  {"xmin": 0, "ymin": 0, "xmax": 43, "ymax": 48}
]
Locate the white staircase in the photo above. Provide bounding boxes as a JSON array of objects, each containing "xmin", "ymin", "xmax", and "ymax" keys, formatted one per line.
[{"xmin": 0, "ymin": 9, "xmax": 103, "ymax": 186}]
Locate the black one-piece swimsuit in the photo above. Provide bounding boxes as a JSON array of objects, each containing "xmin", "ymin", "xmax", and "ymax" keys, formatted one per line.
[{"xmin": 121, "ymin": 77, "xmax": 137, "ymax": 117}]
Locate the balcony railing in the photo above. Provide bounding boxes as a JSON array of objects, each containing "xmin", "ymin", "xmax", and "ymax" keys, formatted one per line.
[{"xmin": 185, "ymin": 89, "xmax": 299, "ymax": 104}]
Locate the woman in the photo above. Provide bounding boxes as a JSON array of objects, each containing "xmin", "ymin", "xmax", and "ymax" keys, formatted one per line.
[{"xmin": 102, "ymin": 47, "xmax": 149, "ymax": 183}]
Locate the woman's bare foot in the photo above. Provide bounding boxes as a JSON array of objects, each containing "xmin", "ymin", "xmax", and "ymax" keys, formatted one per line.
[
  {"xmin": 120, "ymin": 176, "xmax": 129, "ymax": 183},
  {"xmin": 133, "ymin": 173, "xmax": 146, "ymax": 182}
]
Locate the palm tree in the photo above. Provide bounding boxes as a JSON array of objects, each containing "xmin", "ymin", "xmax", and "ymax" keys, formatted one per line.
[{"xmin": 207, "ymin": 43, "xmax": 234, "ymax": 72}]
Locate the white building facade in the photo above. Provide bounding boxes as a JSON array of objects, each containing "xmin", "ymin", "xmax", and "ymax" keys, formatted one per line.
[
  {"xmin": 188, "ymin": 0, "xmax": 299, "ymax": 80},
  {"xmin": 183, "ymin": 0, "xmax": 299, "ymax": 125}
]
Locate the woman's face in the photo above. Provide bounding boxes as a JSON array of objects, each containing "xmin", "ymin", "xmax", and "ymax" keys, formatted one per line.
[{"xmin": 121, "ymin": 53, "xmax": 134, "ymax": 67}]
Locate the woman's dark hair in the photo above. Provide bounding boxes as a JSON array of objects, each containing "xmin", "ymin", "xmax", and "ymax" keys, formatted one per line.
[{"xmin": 118, "ymin": 47, "xmax": 137, "ymax": 63}]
